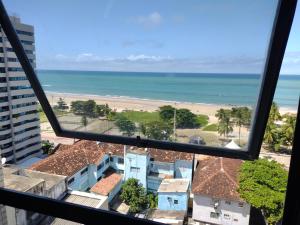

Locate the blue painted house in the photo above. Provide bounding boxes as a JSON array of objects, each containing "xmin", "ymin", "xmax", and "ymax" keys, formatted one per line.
[{"xmin": 157, "ymin": 179, "xmax": 190, "ymax": 212}]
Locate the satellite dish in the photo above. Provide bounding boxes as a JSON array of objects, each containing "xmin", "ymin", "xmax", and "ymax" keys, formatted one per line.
[{"xmin": 1, "ymin": 157, "xmax": 6, "ymax": 165}]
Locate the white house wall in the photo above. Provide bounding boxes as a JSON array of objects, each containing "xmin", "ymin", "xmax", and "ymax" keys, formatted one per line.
[{"xmin": 193, "ymin": 194, "xmax": 250, "ymax": 225}]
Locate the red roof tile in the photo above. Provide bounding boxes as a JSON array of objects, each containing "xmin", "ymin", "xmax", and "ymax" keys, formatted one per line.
[
  {"xmin": 90, "ymin": 170, "xmax": 122, "ymax": 196},
  {"xmin": 29, "ymin": 140, "xmax": 106, "ymax": 176},
  {"xmin": 192, "ymin": 157, "xmax": 243, "ymax": 202}
]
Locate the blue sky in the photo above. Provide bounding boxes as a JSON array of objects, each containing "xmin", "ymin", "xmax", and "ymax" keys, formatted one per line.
[{"xmin": 3, "ymin": 0, "xmax": 300, "ymax": 74}]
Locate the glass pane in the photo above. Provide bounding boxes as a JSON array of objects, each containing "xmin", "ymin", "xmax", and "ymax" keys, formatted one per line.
[
  {"xmin": 2, "ymin": 0, "xmax": 287, "ymax": 151},
  {"xmin": 0, "ymin": 1, "xmax": 299, "ymax": 224}
]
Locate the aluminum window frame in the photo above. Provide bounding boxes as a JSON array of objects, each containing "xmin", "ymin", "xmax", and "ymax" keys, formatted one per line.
[{"xmin": 0, "ymin": 0, "xmax": 298, "ymax": 224}]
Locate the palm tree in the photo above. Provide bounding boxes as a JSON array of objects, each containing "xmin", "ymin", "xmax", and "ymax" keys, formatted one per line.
[
  {"xmin": 231, "ymin": 107, "xmax": 251, "ymax": 145},
  {"xmin": 216, "ymin": 109, "xmax": 233, "ymax": 139},
  {"xmin": 281, "ymin": 114, "xmax": 296, "ymax": 149}
]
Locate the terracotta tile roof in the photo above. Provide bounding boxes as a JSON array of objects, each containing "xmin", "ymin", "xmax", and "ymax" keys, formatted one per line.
[
  {"xmin": 148, "ymin": 148, "xmax": 193, "ymax": 162},
  {"xmin": 98, "ymin": 143, "xmax": 193, "ymax": 163},
  {"xmin": 192, "ymin": 157, "xmax": 243, "ymax": 202},
  {"xmin": 29, "ymin": 140, "xmax": 192, "ymax": 177},
  {"xmin": 29, "ymin": 140, "xmax": 106, "ymax": 176},
  {"xmin": 100, "ymin": 143, "xmax": 124, "ymax": 157},
  {"xmin": 90, "ymin": 170, "xmax": 122, "ymax": 196}
]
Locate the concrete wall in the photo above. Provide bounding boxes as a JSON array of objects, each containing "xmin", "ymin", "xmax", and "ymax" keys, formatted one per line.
[
  {"xmin": 158, "ymin": 192, "xmax": 188, "ymax": 212},
  {"xmin": 192, "ymin": 195, "xmax": 250, "ymax": 225},
  {"xmin": 45, "ymin": 179, "xmax": 67, "ymax": 200},
  {"xmin": 110, "ymin": 156, "xmax": 125, "ymax": 173},
  {"xmin": 147, "ymin": 176, "xmax": 163, "ymax": 193},
  {"xmin": 107, "ymin": 178, "xmax": 123, "ymax": 203},
  {"xmin": 174, "ymin": 160, "xmax": 193, "ymax": 182},
  {"xmin": 125, "ymin": 152, "xmax": 149, "ymax": 189},
  {"xmin": 150, "ymin": 161, "xmax": 174, "ymax": 177}
]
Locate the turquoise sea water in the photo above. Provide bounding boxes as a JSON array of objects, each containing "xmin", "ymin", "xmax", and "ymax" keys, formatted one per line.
[{"xmin": 37, "ymin": 70, "xmax": 300, "ymax": 109}]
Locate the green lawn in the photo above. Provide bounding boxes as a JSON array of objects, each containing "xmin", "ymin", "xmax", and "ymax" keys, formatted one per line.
[
  {"xmin": 39, "ymin": 111, "xmax": 48, "ymax": 123},
  {"xmin": 203, "ymin": 123, "xmax": 218, "ymax": 131},
  {"xmin": 197, "ymin": 114, "xmax": 209, "ymax": 127},
  {"xmin": 116, "ymin": 110, "xmax": 160, "ymax": 124}
]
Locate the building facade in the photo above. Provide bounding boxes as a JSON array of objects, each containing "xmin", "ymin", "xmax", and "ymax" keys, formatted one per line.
[
  {"xmin": 192, "ymin": 157, "xmax": 251, "ymax": 225},
  {"xmin": 0, "ymin": 16, "xmax": 41, "ymax": 164},
  {"xmin": 157, "ymin": 179, "xmax": 189, "ymax": 212}
]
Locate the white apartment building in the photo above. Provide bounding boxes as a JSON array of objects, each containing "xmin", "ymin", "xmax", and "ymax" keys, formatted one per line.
[{"xmin": 0, "ymin": 16, "xmax": 41, "ymax": 164}]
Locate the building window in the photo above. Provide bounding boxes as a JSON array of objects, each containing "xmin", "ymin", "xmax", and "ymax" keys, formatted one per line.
[
  {"xmin": 97, "ymin": 163, "xmax": 104, "ymax": 171},
  {"xmin": 174, "ymin": 200, "xmax": 178, "ymax": 204},
  {"xmin": 130, "ymin": 167, "xmax": 140, "ymax": 173},
  {"xmin": 238, "ymin": 202, "xmax": 244, "ymax": 208},
  {"xmin": 224, "ymin": 214, "xmax": 231, "ymax": 220},
  {"xmin": 225, "ymin": 201, "xmax": 231, "ymax": 205},
  {"xmin": 210, "ymin": 212, "xmax": 219, "ymax": 219},
  {"xmin": 68, "ymin": 177, "xmax": 75, "ymax": 185},
  {"xmin": 118, "ymin": 158, "xmax": 124, "ymax": 164},
  {"xmin": 234, "ymin": 218, "xmax": 239, "ymax": 222},
  {"xmin": 80, "ymin": 167, "xmax": 88, "ymax": 176},
  {"xmin": 105, "ymin": 158, "xmax": 109, "ymax": 164}
]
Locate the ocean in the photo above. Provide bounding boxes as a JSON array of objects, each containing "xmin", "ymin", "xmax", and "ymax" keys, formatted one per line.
[{"xmin": 37, "ymin": 70, "xmax": 300, "ymax": 109}]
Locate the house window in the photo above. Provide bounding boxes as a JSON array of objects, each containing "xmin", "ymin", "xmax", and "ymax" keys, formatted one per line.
[
  {"xmin": 210, "ymin": 212, "xmax": 219, "ymax": 219},
  {"xmin": 234, "ymin": 218, "xmax": 239, "ymax": 222},
  {"xmin": 80, "ymin": 167, "xmax": 88, "ymax": 176},
  {"xmin": 97, "ymin": 163, "xmax": 103, "ymax": 171},
  {"xmin": 174, "ymin": 200, "xmax": 178, "ymax": 204},
  {"xmin": 238, "ymin": 202, "xmax": 244, "ymax": 207},
  {"xmin": 105, "ymin": 158, "xmax": 109, "ymax": 164},
  {"xmin": 68, "ymin": 177, "xmax": 75, "ymax": 185},
  {"xmin": 118, "ymin": 158, "xmax": 124, "ymax": 164},
  {"xmin": 225, "ymin": 200, "xmax": 231, "ymax": 205},
  {"xmin": 224, "ymin": 214, "xmax": 231, "ymax": 220},
  {"xmin": 130, "ymin": 167, "xmax": 140, "ymax": 172}
]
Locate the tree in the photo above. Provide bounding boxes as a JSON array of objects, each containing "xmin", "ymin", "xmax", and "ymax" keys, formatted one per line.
[
  {"xmin": 41, "ymin": 140, "xmax": 55, "ymax": 155},
  {"xmin": 159, "ymin": 105, "xmax": 175, "ymax": 121},
  {"xmin": 176, "ymin": 109, "xmax": 200, "ymax": 129},
  {"xmin": 281, "ymin": 114, "xmax": 296, "ymax": 149},
  {"xmin": 147, "ymin": 193, "xmax": 158, "ymax": 209},
  {"xmin": 115, "ymin": 116, "xmax": 136, "ymax": 136},
  {"xmin": 95, "ymin": 104, "xmax": 112, "ymax": 117},
  {"xmin": 238, "ymin": 159, "xmax": 288, "ymax": 225},
  {"xmin": 55, "ymin": 98, "xmax": 69, "ymax": 111},
  {"xmin": 81, "ymin": 115, "xmax": 88, "ymax": 130},
  {"xmin": 215, "ymin": 109, "xmax": 233, "ymax": 138},
  {"xmin": 159, "ymin": 105, "xmax": 200, "ymax": 129},
  {"xmin": 70, "ymin": 100, "xmax": 97, "ymax": 117},
  {"xmin": 263, "ymin": 102, "xmax": 283, "ymax": 152},
  {"xmin": 141, "ymin": 121, "xmax": 172, "ymax": 141},
  {"xmin": 231, "ymin": 107, "xmax": 251, "ymax": 145},
  {"xmin": 120, "ymin": 178, "xmax": 148, "ymax": 213}
]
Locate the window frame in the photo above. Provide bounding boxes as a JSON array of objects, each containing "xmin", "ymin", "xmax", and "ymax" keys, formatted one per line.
[
  {"xmin": 0, "ymin": 0, "xmax": 298, "ymax": 225},
  {"xmin": 0, "ymin": 0, "xmax": 295, "ymax": 161}
]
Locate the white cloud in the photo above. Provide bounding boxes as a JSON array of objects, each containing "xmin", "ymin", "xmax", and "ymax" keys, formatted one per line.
[
  {"xmin": 134, "ymin": 12, "xmax": 162, "ymax": 28},
  {"xmin": 126, "ymin": 54, "xmax": 172, "ymax": 62}
]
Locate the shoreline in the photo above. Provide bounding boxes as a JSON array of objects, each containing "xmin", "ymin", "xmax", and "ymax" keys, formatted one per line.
[{"xmin": 44, "ymin": 91, "xmax": 297, "ymax": 117}]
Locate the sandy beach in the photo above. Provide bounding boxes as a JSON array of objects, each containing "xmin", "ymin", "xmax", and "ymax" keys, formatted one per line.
[
  {"xmin": 45, "ymin": 92, "xmax": 297, "ymax": 124},
  {"xmin": 46, "ymin": 92, "xmax": 234, "ymax": 123}
]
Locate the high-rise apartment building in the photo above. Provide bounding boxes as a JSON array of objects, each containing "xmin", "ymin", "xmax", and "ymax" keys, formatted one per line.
[{"xmin": 0, "ymin": 16, "xmax": 41, "ymax": 164}]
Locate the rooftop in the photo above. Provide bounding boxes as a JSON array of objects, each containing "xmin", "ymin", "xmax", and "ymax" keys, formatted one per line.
[
  {"xmin": 2, "ymin": 165, "xmax": 66, "ymax": 193},
  {"xmin": 157, "ymin": 179, "xmax": 189, "ymax": 193},
  {"xmin": 29, "ymin": 140, "xmax": 193, "ymax": 177},
  {"xmin": 29, "ymin": 140, "xmax": 106, "ymax": 176},
  {"xmin": 51, "ymin": 191, "xmax": 108, "ymax": 225},
  {"xmin": 192, "ymin": 157, "xmax": 243, "ymax": 202},
  {"xmin": 90, "ymin": 169, "xmax": 122, "ymax": 196},
  {"xmin": 147, "ymin": 210, "xmax": 185, "ymax": 225}
]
